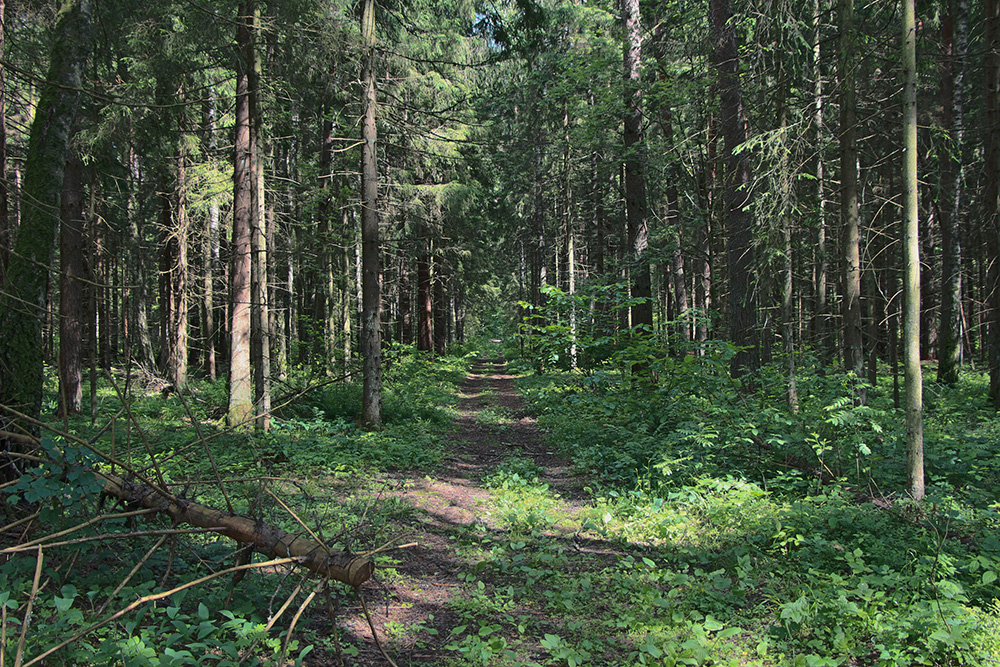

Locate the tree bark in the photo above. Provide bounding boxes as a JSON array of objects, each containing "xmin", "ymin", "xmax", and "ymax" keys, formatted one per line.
[
  {"xmin": 417, "ymin": 233, "xmax": 432, "ymax": 352},
  {"xmin": 777, "ymin": 75, "xmax": 798, "ymax": 411},
  {"xmin": 249, "ymin": 8, "xmax": 270, "ymax": 431},
  {"xmin": 987, "ymin": 0, "xmax": 1000, "ymax": 408},
  {"xmin": 901, "ymin": 0, "xmax": 924, "ymax": 501},
  {"xmin": 100, "ymin": 473, "xmax": 373, "ymax": 587},
  {"xmin": 228, "ymin": 0, "xmax": 255, "ymax": 428},
  {"xmin": 168, "ymin": 84, "xmax": 189, "ymax": 390},
  {"xmin": 433, "ymin": 256, "xmax": 447, "ymax": 355},
  {"xmin": 126, "ymin": 143, "xmax": 156, "ymax": 371},
  {"xmin": 58, "ymin": 154, "xmax": 86, "ymax": 416},
  {"xmin": 812, "ymin": 0, "xmax": 830, "ymax": 357},
  {"xmin": 0, "ymin": 0, "xmax": 91, "ymax": 444},
  {"xmin": 711, "ymin": 0, "xmax": 758, "ymax": 377},
  {"xmin": 360, "ymin": 0, "xmax": 382, "ymax": 426},
  {"xmin": 839, "ymin": 0, "xmax": 864, "ymax": 389},
  {"xmin": 622, "ymin": 0, "xmax": 653, "ymax": 333},
  {"xmin": 937, "ymin": 0, "xmax": 968, "ymax": 384},
  {"xmin": 341, "ymin": 209, "xmax": 353, "ymax": 375},
  {"xmin": 0, "ymin": 0, "xmax": 9, "ymax": 291},
  {"xmin": 203, "ymin": 91, "xmax": 220, "ymax": 381}
]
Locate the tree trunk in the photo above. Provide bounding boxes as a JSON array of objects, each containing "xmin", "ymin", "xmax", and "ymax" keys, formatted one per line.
[
  {"xmin": 694, "ymin": 113, "xmax": 716, "ymax": 350},
  {"xmin": 433, "ymin": 257, "xmax": 447, "ymax": 355},
  {"xmin": 987, "ymin": 0, "xmax": 1000, "ymax": 407},
  {"xmin": 901, "ymin": 0, "xmax": 924, "ymax": 501},
  {"xmin": 622, "ymin": 0, "xmax": 652, "ymax": 333},
  {"xmin": 0, "ymin": 0, "xmax": 91, "ymax": 447},
  {"xmin": 126, "ymin": 143, "xmax": 155, "ymax": 371},
  {"xmin": 360, "ymin": 0, "xmax": 382, "ymax": 427},
  {"xmin": 249, "ymin": 9, "xmax": 270, "ymax": 431},
  {"xmin": 654, "ymin": 71, "xmax": 688, "ymax": 351},
  {"xmin": 342, "ymin": 209, "xmax": 353, "ymax": 376},
  {"xmin": 919, "ymin": 183, "xmax": 937, "ymax": 359},
  {"xmin": 314, "ymin": 116, "xmax": 334, "ymax": 364},
  {"xmin": 203, "ymin": 92, "xmax": 220, "ymax": 381},
  {"xmin": 99, "ymin": 473, "xmax": 373, "ymax": 587},
  {"xmin": 168, "ymin": 85, "xmax": 189, "ymax": 390},
  {"xmin": 417, "ymin": 235, "xmax": 433, "ymax": 352},
  {"xmin": 398, "ymin": 249, "xmax": 412, "ymax": 345},
  {"xmin": 812, "ymin": 0, "xmax": 830, "ymax": 358},
  {"xmin": 711, "ymin": 0, "xmax": 758, "ymax": 377},
  {"xmin": 839, "ymin": 0, "xmax": 864, "ymax": 390},
  {"xmin": 58, "ymin": 154, "xmax": 86, "ymax": 416},
  {"xmin": 937, "ymin": 0, "xmax": 968, "ymax": 385},
  {"xmin": 777, "ymin": 75, "xmax": 798, "ymax": 411},
  {"xmin": 0, "ymin": 0, "xmax": 9, "ymax": 291},
  {"xmin": 228, "ymin": 0, "xmax": 255, "ymax": 428}
]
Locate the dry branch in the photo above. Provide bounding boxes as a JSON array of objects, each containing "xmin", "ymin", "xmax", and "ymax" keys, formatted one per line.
[{"xmin": 100, "ymin": 473, "xmax": 374, "ymax": 587}]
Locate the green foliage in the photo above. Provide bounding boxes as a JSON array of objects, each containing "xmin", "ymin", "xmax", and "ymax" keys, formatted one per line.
[
  {"xmin": 506, "ymin": 346, "xmax": 1000, "ymax": 666},
  {"xmin": 4, "ymin": 439, "xmax": 104, "ymax": 520}
]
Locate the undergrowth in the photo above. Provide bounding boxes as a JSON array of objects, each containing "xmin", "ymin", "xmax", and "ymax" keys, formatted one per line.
[
  {"xmin": 493, "ymin": 341, "xmax": 1000, "ymax": 666},
  {"xmin": 0, "ymin": 348, "xmax": 473, "ymax": 666}
]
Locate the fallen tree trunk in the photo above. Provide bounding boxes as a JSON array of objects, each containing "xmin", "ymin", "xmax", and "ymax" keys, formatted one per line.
[{"xmin": 100, "ymin": 473, "xmax": 374, "ymax": 587}]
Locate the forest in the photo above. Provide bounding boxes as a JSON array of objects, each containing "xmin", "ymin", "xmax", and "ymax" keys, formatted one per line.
[{"xmin": 0, "ymin": 0, "xmax": 999, "ymax": 664}]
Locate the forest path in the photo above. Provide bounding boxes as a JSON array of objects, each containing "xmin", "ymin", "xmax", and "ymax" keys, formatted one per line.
[{"xmin": 334, "ymin": 358, "xmax": 591, "ymax": 665}]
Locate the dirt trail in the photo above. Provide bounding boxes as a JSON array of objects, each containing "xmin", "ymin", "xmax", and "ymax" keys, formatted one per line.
[{"xmin": 332, "ymin": 358, "xmax": 586, "ymax": 665}]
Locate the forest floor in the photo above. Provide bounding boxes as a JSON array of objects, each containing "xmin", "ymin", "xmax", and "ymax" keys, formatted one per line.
[{"xmin": 319, "ymin": 358, "xmax": 599, "ymax": 666}]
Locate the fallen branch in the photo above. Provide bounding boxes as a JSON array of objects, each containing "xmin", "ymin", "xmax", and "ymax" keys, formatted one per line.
[{"xmin": 100, "ymin": 473, "xmax": 374, "ymax": 587}]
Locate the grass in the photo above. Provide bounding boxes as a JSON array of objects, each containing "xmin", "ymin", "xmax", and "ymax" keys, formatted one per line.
[{"xmin": 4, "ymin": 346, "xmax": 1000, "ymax": 666}]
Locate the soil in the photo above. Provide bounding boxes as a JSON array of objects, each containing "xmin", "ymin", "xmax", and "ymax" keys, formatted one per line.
[{"xmin": 312, "ymin": 358, "xmax": 588, "ymax": 666}]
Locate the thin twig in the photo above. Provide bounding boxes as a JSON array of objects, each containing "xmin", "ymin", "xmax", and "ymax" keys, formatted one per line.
[
  {"xmin": 0, "ymin": 511, "xmax": 41, "ymax": 537},
  {"xmin": 0, "ymin": 411, "xmax": 170, "ymax": 504},
  {"xmin": 175, "ymin": 387, "xmax": 234, "ymax": 514},
  {"xmin": 365, "ymin": 540, "xmax": 419, "ymax": 557},
  {"xmin": 325, "ymin": 582, "xmax": 345, "ymax": 667},
  {"xmin": 20, "ymin": 557, "xmax": 298, "ymax": 667},
  {"xmin": 13, "ymin": 547, "xmax": 43, "ymax": 667},
  {"xmin": 238, "ymin": 579, "xmax": 306, "ymax": 666},
  {"xmin": 102, "ymin": 369, "xmax": 168, "ymax": 489},
  {"xmin": 281, "ymin": 578, "xmax": 325, "ymax": 664},
  {"xmin": 96, "ymin": 535, "xmax": 169, "ymax": 616},
  {"xmin": 87, "ymin": 407, "xmax": 126, "ymax": 445},
  {"xmin": 265, "ymin": 488, "xmax": 329, "ymax": 555},
  {"xmin": 0, "ymin": 508, "xmax": 158, "ymax": 554},
  {"xmin": 1, "ymin": 527, "xmax": 221, "ymax": 553},
  {"xmin": 1, "ymin": 592, "xmax": 7, "ymax": 667},
  {"xmin": 359, "ymin": 591, "xmax": 400, "ymax": 667}
]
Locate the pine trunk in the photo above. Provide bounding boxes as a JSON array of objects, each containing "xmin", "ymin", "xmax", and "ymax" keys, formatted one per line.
[
  {"xmin": 360, "ymin": 0, "xmax": 382, "ymax": 427},
  {"xmin": 58, "ymin": 154, "xmax": 86, "ymax": 416},
  {"xmin": 839, "ymin": 0, "xmax": 864, "ymax": 389},
  {"xmin": 987, "ymin": 0, "xmax": 1000, "ymax": 408},
  {"xmin": 937, "ymin": 0, "xmax": 968, "ymax": 384},
  {"xmin": 228, "ymin": 0, "xmax": 255, "ymax": 428},
  {"xmin": 711, "ymin": 0, "xmax": 758, "ymax": 377},
  {"xmin": 622, "ymin": 0, "xmax": 652, "ymax": 333}
]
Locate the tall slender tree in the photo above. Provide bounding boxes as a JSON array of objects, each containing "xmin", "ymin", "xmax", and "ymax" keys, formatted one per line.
[
  {"xmin": 901, "ymin": 0, "xmax": 924, "ymax": 500},
  {"xmin": 937, "ymin": 0, "xmax": 968, "ymax": 385},
  {"xmin": 839, "ymin": 0, "xmax": 864, "ymax": 391},
  {"xmin": 360, "ymin": 0, "xmax": 382, "ymax": 426},
  {"xmin": 0, "ymin": 0, "xmax": 91, "ymax": 442},
  {"xmin": 987, "ymin": 0, "xmax": 1000, "ymax": 407},
  {"xmin": 228, "ymin": 0, "xmax": 255, "ymax": 428},
  {"xmin": 711, "ymin": 0, "xmax": 758, "ymax": 377},
  {"xmin": 622, "ymin": 0, "xmax": 652, "ymax": 333}
]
